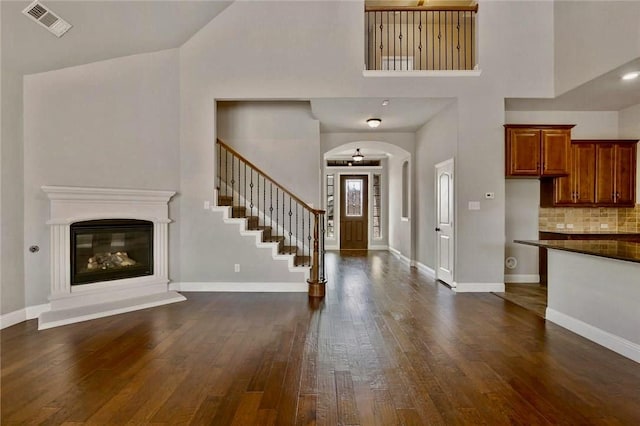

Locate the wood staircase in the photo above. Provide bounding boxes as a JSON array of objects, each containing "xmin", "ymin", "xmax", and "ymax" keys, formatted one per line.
[
  {"xmin": 218, "ymin": 195, "xmax": 312, "ymax": 268},
  {"xmin": 217, "ymin": 139, "xmax": 327, "ymax": 297}
]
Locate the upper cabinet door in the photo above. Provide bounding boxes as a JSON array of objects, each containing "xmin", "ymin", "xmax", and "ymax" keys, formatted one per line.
[
  {"xmin": 540, "ymin": 129, "xmax": 571, "ymax": 176},
  {"xmin": 614, "ymin": 143, "xmax": 637, "ymax": 206},
  {"xmin": 573, "ymin": 143, "xmax": 596, "ymax": 204},
  {"xmin": 506, "ymin": 128, "xmax": 540, "ymax": 176},
  {"xmin": 595, "ymin": 144, "xmax": 616, "ymax": 204}
]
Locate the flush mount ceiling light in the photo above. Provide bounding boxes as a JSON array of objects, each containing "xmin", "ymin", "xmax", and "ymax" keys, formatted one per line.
[
  {"xmin": 622, "ymin": 71, "xmax": 639, "ymax": 81},
  {"xmin": 352, "ymin": 148, "xmax": 364, "ymax": 162},
  {"xmin": 367, "ymin": 118, "xmax": 382, "ymax": 128}
]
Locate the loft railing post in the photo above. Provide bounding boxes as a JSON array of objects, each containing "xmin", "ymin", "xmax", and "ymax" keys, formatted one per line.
[{"xmin": 308, "ymin": 211, "xmax": 326, "ymax": 298}]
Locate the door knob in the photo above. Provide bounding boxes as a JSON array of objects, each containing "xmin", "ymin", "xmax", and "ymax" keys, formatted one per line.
[{"xmin": 435, "ymin": 227, "xmax": 441, "ymax": 232}]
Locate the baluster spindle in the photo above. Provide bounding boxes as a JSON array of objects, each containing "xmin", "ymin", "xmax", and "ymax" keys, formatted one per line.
[
  {"xmin": 471, "ymin": 11, "xmax": 474, "ymax": 67},
  {"xmin": 270, "ymin": 183, "xmax": 273, "ymax": 231},
  {"xmin": 225, "ymin": 150, "xmax": 228, "ymax": 197},
  {"xmin": 289, "ymin": 198, "xmax": 292, "ymax": 252},
  {"xmin": 250, "ymin": 170, "xmax": 254, "ymax": 216}
]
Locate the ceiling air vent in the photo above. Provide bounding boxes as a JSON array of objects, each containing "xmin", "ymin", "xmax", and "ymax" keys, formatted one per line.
[{"xmin": 22, "ymin": 1, "xmax": 72, "ymax": 38}]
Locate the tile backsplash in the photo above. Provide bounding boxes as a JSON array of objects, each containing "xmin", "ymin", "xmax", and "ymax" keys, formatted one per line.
[{"xmin": 539, "ymin": 204, "xmax": 640, "ymax": 232}]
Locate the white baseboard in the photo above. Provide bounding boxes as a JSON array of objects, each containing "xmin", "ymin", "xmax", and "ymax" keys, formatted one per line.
[
  {"xmin": 454, "ymin": 282, "xmax": 505, "ymax": 293},
  {"xmin": 388, "ymin": 247, "xmax": 412, "ymax": 266},
  {"xmin": 170, "ymin": 282, "xmax": 308, "ymax": 293},
  {"xmin": 546, "ymin": 308, "xmax": 640, "ymax": 364},
  {"xmin": 1, "ymin": 309, "xmax": 26, "ymax": 330},
  {"xmin": 38, "ymin": 291, "xmax": 186, "ymax": 330},
  {"xmin": 1, "ymin": 303, "xmax": 52, "ymax": 330},
  {"xmin": 26, "ymin": 303, "xmax": 51, "ymax": 319},
  {"xmin": 504, "ymin": 274, "xmax": 540, "ymax": 284},
  {"xmin": 369, "ymin": 245, "xmax": 389, "ymax": 251},
  {"xmin": 415, "ymin": 261, "xmax": 436, "ymax": 279}
]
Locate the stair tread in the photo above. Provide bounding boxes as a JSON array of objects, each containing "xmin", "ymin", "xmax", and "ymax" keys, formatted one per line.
[
  {"xmin": 294, "ymin": 256, "xmax": 311, "ymax": 266},
  {"xmin": 217, "ymin": 195, "xmax": 233, "ymax": 206},
  {"xmin": 265, "ymin": 236, "xmax": 285, "ymax": 242},
  {"xmin": 280, "ymin": 246, "xmax": 298, "ymax": 254}
]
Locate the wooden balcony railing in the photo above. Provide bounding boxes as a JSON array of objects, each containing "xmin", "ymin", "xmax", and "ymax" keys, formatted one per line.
[
  {"xmin": 216, "ymin": 139, "xmax": 327, "ymax": 298},
  {"xmin": 365, "ymin": 4, "xmax": 478, "ymax": 71}
]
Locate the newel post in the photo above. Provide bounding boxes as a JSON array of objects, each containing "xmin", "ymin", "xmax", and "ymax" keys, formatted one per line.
[{"xmin": 308, "ymin": 211, "xmax": 326, "ymax": 298}]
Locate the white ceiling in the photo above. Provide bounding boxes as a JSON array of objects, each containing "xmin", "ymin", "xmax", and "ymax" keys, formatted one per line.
[
  {"xmin": 311, "ymin": 97, "xmax": 455, "ymax": 132},
  {"xmin": 2, "ymin": 0, "xmax": 232, "ymax": 75},
  {"xmin": 506, "ymin": 57, "xmax": 640, "ymax": 112}
]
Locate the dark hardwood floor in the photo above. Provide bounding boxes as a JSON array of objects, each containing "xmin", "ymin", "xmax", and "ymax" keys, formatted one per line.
[
  {"xmin": 2, "ymin": 251, "xmax": 640, "ymax": 424},
  {"xmin": 493, "ymin": 283, "xmax": 548, "ymax": 318}
]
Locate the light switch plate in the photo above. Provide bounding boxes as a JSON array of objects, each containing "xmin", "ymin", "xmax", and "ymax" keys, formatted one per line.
[{"xmin": 468, "ymin": 201, "xmax": 480, "ymax": 210}]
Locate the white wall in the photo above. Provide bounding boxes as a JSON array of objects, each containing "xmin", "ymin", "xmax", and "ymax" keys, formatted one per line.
[
  {"xmin": 504, "ymin": 110, "xmax": 620, "ymax": 279},
  {"xmin": 23, "ymin": 49, "xmax": 181, "ymax": 306},
  {"xmin": 1, "ymin": 72, "xmax": 25, "ymax": 314},
  {"xmin": 415, "ymin": 102, "xmax": 458, "ymax": 271},
  {"xmin": 388, "ymin": 155, "xmax": 412, "ymax": 257},
  {"xmin": 217, "ymin": 101, "xmax": 320, "ymax": 205},
  {"xmin": 619, "ymin": 102, "xmax": 640, "ymax": 201},
  {"xmin": 1, "ymin": 4, "xmax": 26, "ymax": 314},
  {"xmin": 554, "ymin": 0, "xmax": 640, "ymax": 95}
]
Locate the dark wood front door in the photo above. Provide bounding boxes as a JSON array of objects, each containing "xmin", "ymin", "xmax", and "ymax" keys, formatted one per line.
[{"xmin": 340, "ymin": 175, "xmax": 368, "ymax": 250}]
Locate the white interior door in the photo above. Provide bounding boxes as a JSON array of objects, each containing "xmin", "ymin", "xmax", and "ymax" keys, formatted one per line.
[{"xmin": 435, "ymin": 159, "xmax": 454, "ymax": 285}]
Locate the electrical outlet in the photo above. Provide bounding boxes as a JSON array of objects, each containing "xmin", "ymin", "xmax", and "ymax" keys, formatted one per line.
[
  {"xmin": 204, "ymin": 200, "xmax": 211, "ymax": 210},
  {"xmin": 484, "ymin": 192, "xmax": 495, "ymax": 199},
  {"xmin": 556, "ymin": 223, "xmax": 565, "ymax": 229},
  {"xmin": 234, "ymin": 263, "xmax": 240, "ymax": 272},
  {"xmin": 600, "ymin": 223, "xmax": 609, "ymax": 229}
]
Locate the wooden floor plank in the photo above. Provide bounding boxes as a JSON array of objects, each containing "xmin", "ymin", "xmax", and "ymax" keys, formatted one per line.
[{"xmin": 2, "ymin": 251, "xmax": 640, "ymax": 424}]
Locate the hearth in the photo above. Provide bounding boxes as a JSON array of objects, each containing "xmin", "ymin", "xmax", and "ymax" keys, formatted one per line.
[{"xmin": 71, "ymin": 219, "xmax": 153, "ymax": 285}]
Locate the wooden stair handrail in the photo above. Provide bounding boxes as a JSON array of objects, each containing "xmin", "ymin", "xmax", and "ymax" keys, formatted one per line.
[
  {"xmin": 217, "ymin": 139, "xmax": 325, "ymax": 216},
  {"xmin": 365, "ymin": 5, "xmax": 478, "ymax": 13}
]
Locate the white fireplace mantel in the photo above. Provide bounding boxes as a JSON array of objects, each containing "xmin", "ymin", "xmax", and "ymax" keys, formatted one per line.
[{"xmin": 39, "ymin": 186, "xmax": 185, "ymax": 330}]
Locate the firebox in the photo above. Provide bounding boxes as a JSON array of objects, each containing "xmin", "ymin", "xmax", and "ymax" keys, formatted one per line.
[{"xmin": 70, "ymin": 219, "xmax": 153, "ymax": 285}]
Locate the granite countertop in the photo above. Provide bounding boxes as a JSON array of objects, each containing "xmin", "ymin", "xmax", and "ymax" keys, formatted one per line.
[
  {"xmin": 515, "ymin": 240, "xmax": 640, "ymax": 264},
  {"xmin": 538, "ymin": 230, "xmax": 640, "ymax": 235}
]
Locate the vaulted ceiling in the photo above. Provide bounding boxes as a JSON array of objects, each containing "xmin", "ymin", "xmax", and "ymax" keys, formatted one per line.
[{"xmin": 2, "ymin": 1, "xmax": 232, "ymax": 76}]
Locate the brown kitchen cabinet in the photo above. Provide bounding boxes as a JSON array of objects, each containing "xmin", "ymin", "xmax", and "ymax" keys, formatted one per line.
[
  {"xmin": 542, "ymin": 139, "xmax": 637, "ymax": 207},
  {"xmin": 551, "ymin": 142, "xmax": 596, "ymax": 205},
  {"xmin": 595, "ymin": 142, "xmax": 637, "ymax": 206},
  {"xmin": 505, "ymin": 124, "xmax": 574, "ymax": 177}
]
